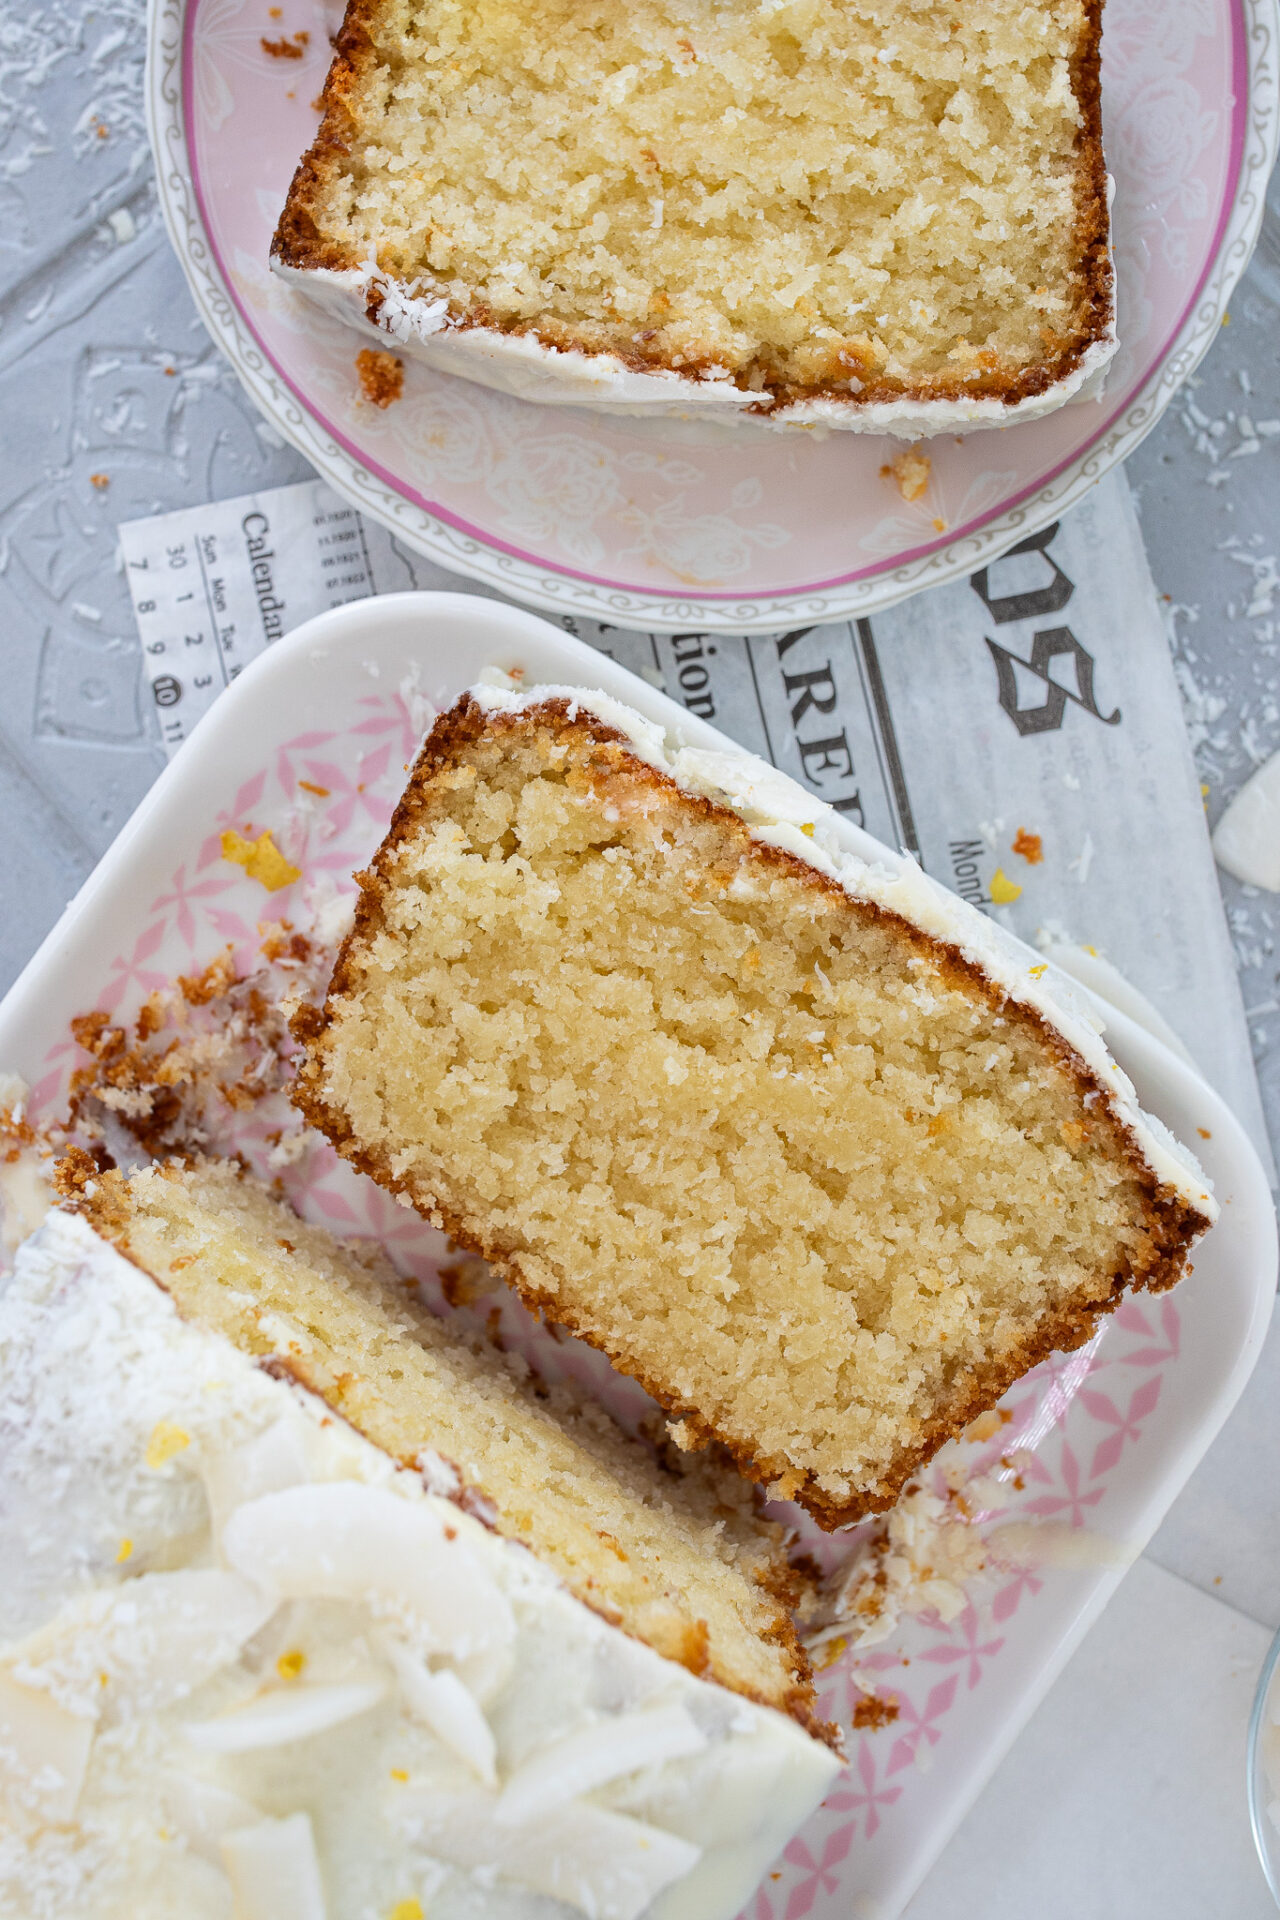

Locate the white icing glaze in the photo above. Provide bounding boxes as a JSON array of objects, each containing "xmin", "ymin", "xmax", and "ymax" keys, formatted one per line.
[
  {"xmin": 271, "ymin": 257, "xmax": 1117, "ymax": 437},
  {"xmin": 0, "ymin": 1210, "xmax": 837, "ymax": 1920},
  {"xmin": 471, "ymin": 674, "xmax": 1216, "ymax": 1220}
]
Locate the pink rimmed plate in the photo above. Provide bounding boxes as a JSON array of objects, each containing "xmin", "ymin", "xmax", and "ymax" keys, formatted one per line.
[
  {"xmin": 147, "ymin": 0, "xmax": 1280, "ymax": 631},
  {"xmin": 1, "ymin": 595, "xmax": 1274, "ymax": 1915}
]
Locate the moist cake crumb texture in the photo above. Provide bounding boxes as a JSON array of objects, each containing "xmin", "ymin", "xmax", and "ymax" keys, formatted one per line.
[
  {"xmin": 73, "ymin": 1156, "xmax": 826, "ymax": 1732},
  {"xmin": 294, "ymin": 694, "xmax": 1209, "ymax": 1527},
  {"xmin": 275, "ymin": 0, "xmax": 1110, "ymax": 407}
]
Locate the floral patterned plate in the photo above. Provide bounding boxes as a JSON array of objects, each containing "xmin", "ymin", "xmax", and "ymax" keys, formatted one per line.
[
  {"xmin": 1, "ymin": 595, "xmax": 1274, "ymax": 1917},
  {"xmin": 148, "ymin": 0, "xmax": 1280, "ymax": 630}
]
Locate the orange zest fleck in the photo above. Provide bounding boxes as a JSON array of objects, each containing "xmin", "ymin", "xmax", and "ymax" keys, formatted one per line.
[
  {"xmin": 145, "ymin": 1422, "xmax": 190, "ymax": 1469},
  {"xmin": 221, "ymin": 828, "xmax": 301, "ymax": 893}
]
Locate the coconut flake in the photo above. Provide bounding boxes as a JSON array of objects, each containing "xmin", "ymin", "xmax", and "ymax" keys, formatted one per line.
[
  {"xmin": 807, "ymin": 1482, "xmax": 990, "ymax": 1653},
  {"xmin": 497, "ymin": 1702, "xmax": 706, "ymax": 1824},
  {"xmin": 203, "ymin": 1416, "xmax": 318, "ymax": 1540},
  {"xmin": 183, "ymin": 1679, "xmax": 386, "ymax": 1752},
  {"xmin": 163, "ymin": 1773, "xmax": 264, "ymax": 1863},
  {"xmin": 1212, "ymin": 749, "xmax": 1280, "ymax": 890},
  {"xmin": 300, "ymin": 874, "xmax": 357, "ymax": 951},
  {"xmin": 0, "ymin": 1668, "xmax": 95, "ymax": 1823},
  {"xmin": 221, "ymin": 1484, "xmax": 514, "ymax": 1679},
  {"xmin": 221, "ymin": 1811, "xmax": 328, "ymax": 1920},
  {"xmin": 11, "ymin": 1570, "xmax": 277, "ymax": 1721},
  {"xmin": 400, "ymin": 1784, "xmax": 700, "ymax": 1920},
  {"xmin": 602, "ymin": 1726, "xmax": 796, "ymax": 1848},
  {"xmin": 379, "ymin": 1634, "xmax": 496, "ymax": 1784}
]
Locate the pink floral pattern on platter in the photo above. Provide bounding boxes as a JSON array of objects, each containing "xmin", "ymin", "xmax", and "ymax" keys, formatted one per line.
[{"xmin": 26, "ymin": 698, "xmax": 1188, "ymax": 1919}]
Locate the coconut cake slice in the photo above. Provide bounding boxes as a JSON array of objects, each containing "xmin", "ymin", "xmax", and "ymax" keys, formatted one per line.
[
  {"xmin": 270, "ymin": 0, "xmax": 1114, "ymax": 431},
  {"xmin": 292, "ymin": 683, "xmax": 1216, "ymax": 1528},
  {"xmin": 2, "ymin": 1160, "xmax": 838, "ymax": 1919},
  {"xmin": 65, "ymin": 1155, "xmax": 822, "ymax": 1729}
]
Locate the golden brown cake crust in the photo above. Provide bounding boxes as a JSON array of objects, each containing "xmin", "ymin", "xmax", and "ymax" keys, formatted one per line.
[
  {"xmin": 271, "ymin": 0, "xmax": 1113, "ymax": 417},
  {"xmin": 292, "ymin": 694, "xmax": 1209, "ymax": 1530}
]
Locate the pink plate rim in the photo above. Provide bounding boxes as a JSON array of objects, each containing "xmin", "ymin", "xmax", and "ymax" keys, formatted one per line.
[{"xmin": 152, "ymin": 0, "xmax": 1280, "ymax": 630}]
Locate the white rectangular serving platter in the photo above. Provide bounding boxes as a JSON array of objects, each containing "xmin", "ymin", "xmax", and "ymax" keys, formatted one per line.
[{"xmin": 1, "ymin": 591, "xmax": 1275, "ymax": 1920}]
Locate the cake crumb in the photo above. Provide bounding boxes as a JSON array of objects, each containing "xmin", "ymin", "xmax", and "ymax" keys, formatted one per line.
[
  {"xmin": 850, "ymin": 1692, "xmax": 899, "ymax": 1730},
  {"xmin": 262, "ymin": 31, "xmax": 307, "ymax": 57},
  {"xmin": 881, "ymin": 447, "xmax": 932, "ymax": 503},
  {"xmin": 89, "ymin": 473, "xmax": 110, "ymax": 490},
  {"xmin": 1012, "ymin": 828, "xmax": 1043, "ymax": 864},
  {"xmin": 439, "ymin": 1254, "xmax": 491, "ymax": 1307},
  {"xmin": 355, "ymin": 347, "xmax": 405, "ymax": 408},
  {"xmin": 962, "ymin": 1408, "xmax": 1011, "ymax": 1444}
]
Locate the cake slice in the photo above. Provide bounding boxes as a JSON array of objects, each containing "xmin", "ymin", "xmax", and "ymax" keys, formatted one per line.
[
  {"xmin": 293, "ymin": 682, "xmax": 1216, "ymax": 1528},
  {"xmin": 0, "ymin": 1160, "xmax": 838, "ymax": 1920},
  {"xmin": 270, "ymin": 0, "xmax": 1114, "ymax": 431}
]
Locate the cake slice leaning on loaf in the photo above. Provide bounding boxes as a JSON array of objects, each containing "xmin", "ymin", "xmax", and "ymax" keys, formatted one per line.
[
  {"xmin": 293, "ymin": 682, "xmax": 1218, "ymax": 1529},
  {"xmin": 0, "ymin": 1156, "xmax": 837, "ymax": 1920}
]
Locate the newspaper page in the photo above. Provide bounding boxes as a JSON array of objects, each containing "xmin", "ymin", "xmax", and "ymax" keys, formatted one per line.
[{"xmin": 118, "ymin": 470, "xmax": 1272, "ymax": 1171}]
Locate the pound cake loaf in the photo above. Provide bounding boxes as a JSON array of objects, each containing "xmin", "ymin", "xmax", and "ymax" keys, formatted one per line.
[
  {"xmin": 0, "ymin": 1162, "xmax": 838, "ymax": 1919},
  {"xmin": 271, "ymin": 0, "xmax": 1115, "ymax": 431},
  {"xmin": 293, "ymin": 682, "xmax": 1216, "ymax": 1529}
]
